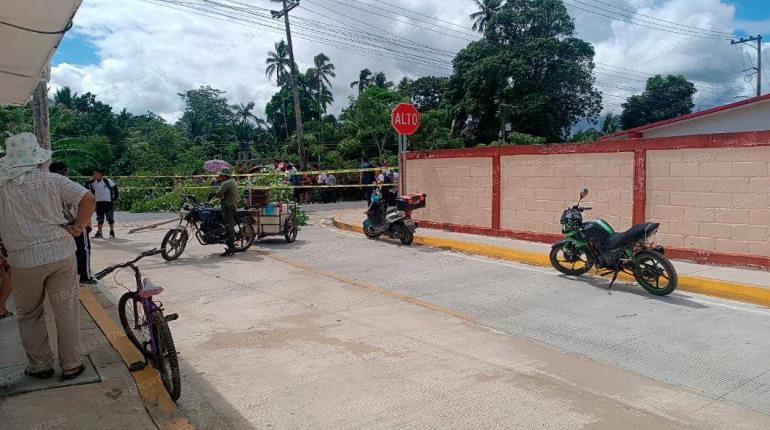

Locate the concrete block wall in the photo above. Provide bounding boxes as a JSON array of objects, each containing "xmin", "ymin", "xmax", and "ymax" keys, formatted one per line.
[
  {"xmin": 500, "ymin": 153, "xmax": 634, "ymax": 234},
  {"xmin": 406, "ymin": 130, "xmax": 770, "ymax": 268},
  {"xmin": 647, "ymin": 147, "xmax": 770, "ymax": 256},
  {"xmin": 406, "ymin": 157, "xmax": 493, "ymax": 228}
]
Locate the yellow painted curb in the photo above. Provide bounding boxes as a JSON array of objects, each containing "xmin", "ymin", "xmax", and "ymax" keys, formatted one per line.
[
  {"xmin": 79, "ymin": 288, "xmax": 196, "ymax": 430},
  {"xmin": 333, "ymin": 213, "xmax": 770, "ymax": 308}
]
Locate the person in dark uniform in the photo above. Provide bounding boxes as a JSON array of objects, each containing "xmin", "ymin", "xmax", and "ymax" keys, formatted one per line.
[
  {"xmin": 215, "ymin": 168, "xmax": 238, "ymax": 257},
  {"xmin": 50, "ymin": 162, "xmax": 96, "ymax": 284}
]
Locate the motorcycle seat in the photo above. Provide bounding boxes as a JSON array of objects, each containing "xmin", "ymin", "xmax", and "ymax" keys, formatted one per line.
[{"xmin": 602, "ymin": 223, "xmax": 659, "ymax": 251}]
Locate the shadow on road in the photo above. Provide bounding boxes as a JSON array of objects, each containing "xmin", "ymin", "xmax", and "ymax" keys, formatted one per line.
[{"xmin": 559, "ymin": 273, "xmax": 708, "ymax": 309}]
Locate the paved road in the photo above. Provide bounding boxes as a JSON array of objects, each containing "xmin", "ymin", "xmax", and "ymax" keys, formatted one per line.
[{"xmin": 88, "ymin": 210, "xmax": 770, "ymax": 429}]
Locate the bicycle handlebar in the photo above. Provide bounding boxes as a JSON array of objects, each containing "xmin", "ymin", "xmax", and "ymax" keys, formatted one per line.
[{"xmin": 94, "ymin": 248, "xmax": 161, "ymax": 280}]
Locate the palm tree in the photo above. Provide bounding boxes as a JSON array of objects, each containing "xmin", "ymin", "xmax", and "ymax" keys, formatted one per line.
[
  {"xmin": 373, "ymin": 71, "xmax": 394, "ymax": 90},
  {"xmin": 265, "ymin": 40, "xmax": 294, "ymax": 86},
  {"xmin": 602, "ymin": 113, "xmax": 622, "ymax": 134},
  {"xmin": 53, "ymin": 86, "xmax": 76, "ymax": 109},
  {"xmin": 307, "ymin": 53, "xmax": 336, "ymax": 114},
  {"xmin": 350, "ymin": 68, "xmax": 374, "ymax": 95},
  {"xmin": 265, "ymin": 40, "xmax": 293, "ymax": 139},
  {"xmin": 469, "ymin": 0, "xmax": 504, "ymax": 33}
]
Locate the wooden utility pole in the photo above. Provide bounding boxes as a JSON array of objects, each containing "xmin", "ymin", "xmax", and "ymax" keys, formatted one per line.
[
  {"xmin": 32, "ymin": 64, "xmax": 51, "ymax": 150},
  {"xmin": 272, "ymin": 0, "xmax": 307, "ymax": 170},
  {"xmin": 732, "ymin": 35, "xmax": 763, "ymax": 97}
]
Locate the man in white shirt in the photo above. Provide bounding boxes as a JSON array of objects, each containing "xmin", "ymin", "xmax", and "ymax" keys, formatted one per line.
[
  {"xmin": 0, "ymin": 133, "xmax": 96, "ymax": 380},
  {"xmin": 87, "ymin": 168, "xmax": 119, "ymax": 238}
]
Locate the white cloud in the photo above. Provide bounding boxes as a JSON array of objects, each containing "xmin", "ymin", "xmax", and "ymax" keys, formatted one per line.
[{"xmin": 51, "ymin": 0, "xmax": 770, "ymax": 122}]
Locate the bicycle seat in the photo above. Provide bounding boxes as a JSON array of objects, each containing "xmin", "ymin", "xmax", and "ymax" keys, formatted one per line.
[{"xmin": 139, "ymin": 278, "xmax": 164, "ymax": 298}]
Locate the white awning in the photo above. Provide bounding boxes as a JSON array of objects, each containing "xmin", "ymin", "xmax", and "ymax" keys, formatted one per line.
[{"xmin": 0, "ymin": 1, "xmax": 82, "ymax": 105}]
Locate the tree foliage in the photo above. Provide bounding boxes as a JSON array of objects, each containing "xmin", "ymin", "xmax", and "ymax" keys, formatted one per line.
[
  {"xmin": 620, "ymin": 74, "xmax": 697, "ymax": 130},
  {"xmin": 449, "ymin": 0, "xmax": 601, "ymax": 143}
]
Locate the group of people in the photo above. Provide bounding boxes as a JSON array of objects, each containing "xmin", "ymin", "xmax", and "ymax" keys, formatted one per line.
[
  {"xmin": 0, "ymin": 132, "xmax": 120, "ymax": 381},
  {"xmin": 360, "ymin": 158, "xmax": 400, "ymax": 201}
]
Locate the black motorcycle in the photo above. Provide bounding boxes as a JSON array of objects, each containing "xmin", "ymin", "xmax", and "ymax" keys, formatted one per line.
[
  {"xmin": 363, "ymin": 188, "xmax": 424, "ymax": 245},
  {"xmin": 550, "ymin": 188, "xmax": 678, "ymax": 296},
  {"xmin": 161, "ymin": 194, "xmax": 256, "ymax": 261}
]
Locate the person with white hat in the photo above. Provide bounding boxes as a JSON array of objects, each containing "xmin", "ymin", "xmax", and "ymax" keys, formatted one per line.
[
  {"xmin": 0, "ymin": 132, "xmax": 96, "ymax": 380},
  {"xmin": 214, "ymin": 167, "xmax": 238, "ymax": 257}
]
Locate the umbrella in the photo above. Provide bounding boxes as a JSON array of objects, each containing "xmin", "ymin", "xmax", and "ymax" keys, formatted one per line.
[{"xmin": 203, "ymin": 160, "xmax": 232, "ymax": 173}]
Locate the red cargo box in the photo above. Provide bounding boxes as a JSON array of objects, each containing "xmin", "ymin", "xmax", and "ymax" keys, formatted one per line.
[
  {"xmin": 401, "ymin": 193, "xmax": 426, "ymax": 210},
  {"xmin": 243, "ymin": 188, "xmax": 270, "ymax": 207}
]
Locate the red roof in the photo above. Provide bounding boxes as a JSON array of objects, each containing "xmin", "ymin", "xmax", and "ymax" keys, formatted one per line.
[{"xmin": 600, "ymin": 93, "xmax": 770, "ymax": 140}]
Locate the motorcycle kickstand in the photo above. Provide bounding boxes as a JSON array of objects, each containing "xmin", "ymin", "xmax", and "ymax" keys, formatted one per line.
[{"xmin": 607, "ymin": 271, "xmax": 619, "ymax": 290}]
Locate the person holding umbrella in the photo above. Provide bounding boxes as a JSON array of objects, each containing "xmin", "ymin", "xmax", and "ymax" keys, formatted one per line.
[{"xmin": 214, "ymin": 167, "xmax": 238, "ymax": 257}]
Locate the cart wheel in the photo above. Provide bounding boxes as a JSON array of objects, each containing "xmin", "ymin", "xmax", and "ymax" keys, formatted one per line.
[{"xmin": 284, "ymin": 216, "xmax": 299, "ymax": 243}]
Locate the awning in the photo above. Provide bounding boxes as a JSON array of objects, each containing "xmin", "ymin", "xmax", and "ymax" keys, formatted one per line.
[{"xmin": 0, "ymin": 1, "xmax": 82, "ymax": 105}]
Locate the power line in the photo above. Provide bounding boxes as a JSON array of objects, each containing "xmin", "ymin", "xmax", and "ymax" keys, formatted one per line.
[
  {"xmin": 579, "ymin": 0, "xmax": 734, "ymax": 38},
  {"xmin": 564, "ymin": 0, "xmax": 731, "ymax": 40}
]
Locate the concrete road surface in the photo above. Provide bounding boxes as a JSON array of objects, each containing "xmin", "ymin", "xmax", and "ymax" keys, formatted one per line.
[{"xmin": 88, "ymin": 210, "xmax": 770, "ymax": 429}]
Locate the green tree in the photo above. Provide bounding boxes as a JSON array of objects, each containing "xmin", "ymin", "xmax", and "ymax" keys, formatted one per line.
[
  {"xmin": 306, "ymin": 53, "xmax": 336, "ymax": 114},
  {"xmin": 620, "ymin": 74, "xmax": 697, "ymax": 130},
  {"xmin": 350, "ymin": 68, "xmax": 375, "ymax": 95},
  {"xmin": 449, "ymin": 0, "xmax": 601, "ymax": 143},
  {"xmin": 176, "ymin": 86, "xmax": 236, "ymax": 146},
  {"xmin": 570, "ymin": 128, "xmax": 601, "ymax": 142},
  {"xmin": 469, "ymin": 0, "xmax": 504, "ymax": 33},
  {"xmin": 53, "ymin": 86, "xmax": 76, "ymax": 109},
  {"xmin": 601, "ymin": 112, "xmax": 621, "ymax": 134},
  {"xmin": 373, "ymin": 71, "xmax": 394, "ymax": 90},
  {"xmin": 342, "ymin": 87, "xmax": 403, "ymax": 160},
  {"xmin": 407, "ymin": 76, "xmax": 449, "ymax": 111}
]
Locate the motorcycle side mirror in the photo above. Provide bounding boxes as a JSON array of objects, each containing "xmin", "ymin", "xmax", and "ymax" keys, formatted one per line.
[{"xmin": 580, "ymin": 188, "xmax": 589, "ymax": 199}]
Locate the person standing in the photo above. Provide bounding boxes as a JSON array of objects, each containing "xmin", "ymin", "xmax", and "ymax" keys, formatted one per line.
[
  {"xmin": 215, "ymin": 167, "xmax": 238, "ymax": 257},
  {"xmin": 360, "ymin": 158, "xmax": 374, "ymax": 202},
  {"xmin": 0, "ymin": 239, "xmax": 12, "ymax": 321},
  {"xmin": 86, "ymin": 168, "xmax": 119, "ymax": 238},
  {"xmin": 50, "ymin": 162, "xmax": 96, "ymax": 285},
  {"xmin": 0, "ymin": 133, "xmax": 96, "ymax": 380},
  {"xmin": 326, "ymin": 172, "xmax": 338, "ymax": 203}
]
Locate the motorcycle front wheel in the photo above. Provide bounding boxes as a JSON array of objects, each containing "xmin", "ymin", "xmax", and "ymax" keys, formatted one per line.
[
  {"xmin": 363, "ymin": 223, "xmax": 380, "ymax": 239},
  {"xmin": 161, "ymin": 229, "xmax": 188, "ymax": 261},
  {"xmin": 632, "ymin": 250, "xmax": 678, "ymax": 296},
  {"xmin": 549, "ymin": 243, "xmax": 592, "ymax": 276}
]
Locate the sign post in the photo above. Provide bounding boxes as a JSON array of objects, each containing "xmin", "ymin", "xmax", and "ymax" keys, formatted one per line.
[{"xmin": 391, "ymin": 103, "xmax": 420, "ymax": 195}]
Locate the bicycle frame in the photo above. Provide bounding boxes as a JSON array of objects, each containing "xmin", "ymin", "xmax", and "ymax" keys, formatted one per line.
[{"xmin": 125, "ymin": 263, "xmax": 161, "ymax": 362}]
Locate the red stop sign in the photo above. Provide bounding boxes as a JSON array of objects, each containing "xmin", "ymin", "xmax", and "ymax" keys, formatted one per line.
[{"xmin": 391, "ymin": 103, "xmax": 420, "ymax": 135}]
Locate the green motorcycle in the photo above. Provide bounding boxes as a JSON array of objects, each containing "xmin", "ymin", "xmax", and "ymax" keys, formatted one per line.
[{"xmin": 550, "ymin": 189, "xmax": 678, "ymax": 296}]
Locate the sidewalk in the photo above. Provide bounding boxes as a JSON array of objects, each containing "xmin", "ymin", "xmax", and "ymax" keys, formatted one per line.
[
  {"xmin": 0, "ymin": 287, "xmax": 156, "ymax": 429},
  {"xmin": 334, "ymin": 210, "xmax": 770, "ymax": 308}
]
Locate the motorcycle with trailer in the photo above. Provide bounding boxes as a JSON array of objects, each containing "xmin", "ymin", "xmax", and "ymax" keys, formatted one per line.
[
  {"xmin": 363, "ymin": 187, "xmax": 426, "ymax": 245},
  {"xmin": 160, "ymin": 194, "xmax": 256, "ymax": 261},
  {"xmin": 550, "ymin": 188, "xmax": 678, "ymax": 296}
]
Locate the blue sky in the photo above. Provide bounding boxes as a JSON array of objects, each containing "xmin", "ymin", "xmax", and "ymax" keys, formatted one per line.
[{"xmin": 734, "ymin": 0, "xmax": 770, "ymax": 21}]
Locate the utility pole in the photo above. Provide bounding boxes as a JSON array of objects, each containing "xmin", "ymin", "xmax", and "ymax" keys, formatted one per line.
[
  {"xmin": 732, "ymin": 35, "xmax": 763, "ymax": 97},
  {"xmin": 272, "ymin": 0, "xmax": 307, "ymax": 170},
  {"xmin": 32, "ymin": 64, "xmax": 51, "ymax": 151}
]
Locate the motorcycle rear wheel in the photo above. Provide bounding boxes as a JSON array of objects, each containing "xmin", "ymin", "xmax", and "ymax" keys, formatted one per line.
[
  {"xmin": 233, "ymin": 222, "xmax": 256, "ymax": 251},
  {"xmin": 632, "ymin": 250, "xmax": 678, "ymax": 296},
  {"xmin": 549, "ymin": 243, "xmax": 592, "ymax": 276},
  {"xmin": 400, "ymin": 228, "xmax": 414, "ymax": 245}
]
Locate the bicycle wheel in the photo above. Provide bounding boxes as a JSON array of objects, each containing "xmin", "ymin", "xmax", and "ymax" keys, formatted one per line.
[
  {"xmin": 151, "ymin": 313, "xmax": 181, "ymax": 401},
  {"xmin": 118, "ymin": 292, "xmax": 152, "ymax": 356}
]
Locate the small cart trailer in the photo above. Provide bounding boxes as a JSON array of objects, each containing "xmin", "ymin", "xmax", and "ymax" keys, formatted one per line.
[{"xmin": 243, "ymin": 189, "xmax": 299, "ymax": 243}]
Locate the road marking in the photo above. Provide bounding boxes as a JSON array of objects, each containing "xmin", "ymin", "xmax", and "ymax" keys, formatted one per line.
[
  {"xmin": 264, "ymin": 252, "xmax": 476, "ymax": 323},
  {"xmin": 79, "ymin": 288, "xmax": 196, "ymax": 430}
]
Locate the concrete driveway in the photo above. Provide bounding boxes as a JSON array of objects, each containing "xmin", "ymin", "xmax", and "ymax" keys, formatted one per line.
[{"xmin": 87, "ymin": 209, "xmax": 770, "ymax": 429}]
